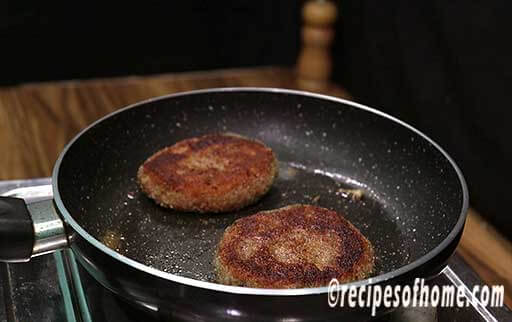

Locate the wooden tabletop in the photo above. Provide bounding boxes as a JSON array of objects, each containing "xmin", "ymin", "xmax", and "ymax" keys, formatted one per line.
[{"xmin": 0, "ymin": 67, "xmax": 510, "ymax": 306}]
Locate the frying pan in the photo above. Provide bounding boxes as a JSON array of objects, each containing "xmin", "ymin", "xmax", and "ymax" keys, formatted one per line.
[{"xmin": 0, "ymin": 88, "xmax": 468, "ymax": 321}]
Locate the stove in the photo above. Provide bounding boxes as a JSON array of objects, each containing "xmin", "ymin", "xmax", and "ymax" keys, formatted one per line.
[{"xmin": 0, "ymin": 178, "xmax": 510, "ymax": 322}]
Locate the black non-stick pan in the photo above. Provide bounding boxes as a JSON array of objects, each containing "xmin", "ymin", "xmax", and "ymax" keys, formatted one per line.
[{"xmin": 0, "ymin": 88, "xmax": 468, "ymax": 321}]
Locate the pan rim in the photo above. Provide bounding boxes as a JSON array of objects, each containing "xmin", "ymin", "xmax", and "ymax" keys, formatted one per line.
[{"xmin": 52, "ymin": 87, "xmax": 469, "ymax": 296}]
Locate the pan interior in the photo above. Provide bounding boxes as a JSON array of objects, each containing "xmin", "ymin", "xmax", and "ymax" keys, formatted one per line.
[{"xmin": 57, "ymin": 90, "xmax": 464, "ymax": 284}]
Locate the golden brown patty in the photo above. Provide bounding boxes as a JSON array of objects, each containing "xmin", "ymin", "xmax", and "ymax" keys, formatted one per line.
[
  {"xmin": 214, "ymin": 204, "xmax": 374, "ymax": 288},
  {"xmin": 137, "ymin": 133, "xmax": 277, "ymax": 213}
]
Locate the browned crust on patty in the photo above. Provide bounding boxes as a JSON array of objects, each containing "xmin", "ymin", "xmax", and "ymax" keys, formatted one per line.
[
  {"xmin": 137, "ymin": 133, "xmax": 277, "ymax": 213},
  {"xmin": 214, "ymin": 204, "xmax": 375, "ymax": 288}
]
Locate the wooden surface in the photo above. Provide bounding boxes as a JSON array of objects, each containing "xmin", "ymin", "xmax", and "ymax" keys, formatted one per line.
[
  {"xmin": 0, "ymin": 67, "xmax": 510, "ymax": 306},
  {"xmin": 459, "ymin": 209, "xmax": 512, "ymax": 307},
  {"xmin": 0, "ymin": 67, "xmax": 347, "ymax": 179}
]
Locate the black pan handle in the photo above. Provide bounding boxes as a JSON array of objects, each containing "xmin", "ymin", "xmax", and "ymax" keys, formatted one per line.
[
  {"xmin": 0, "ymin": 196, "xmax": 68, "ymax": 262},
  {"xmin": 0, "ymin": 197, "xmax": 34, "ymax": 262}
]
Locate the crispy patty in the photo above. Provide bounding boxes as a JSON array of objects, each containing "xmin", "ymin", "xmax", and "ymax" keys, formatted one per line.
[
  {"xmin": 137, "ymin": 133, "xmax": 277, "ymax": 213},
  {"xmin": 214, "ymin": 204, "xmax": 374, "ymax": 288}
]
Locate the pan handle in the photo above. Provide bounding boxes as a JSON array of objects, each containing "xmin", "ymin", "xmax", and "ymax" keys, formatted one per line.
[{"xmin": 0, "ymin": 196, "xmax": 69, "ymax": 263}]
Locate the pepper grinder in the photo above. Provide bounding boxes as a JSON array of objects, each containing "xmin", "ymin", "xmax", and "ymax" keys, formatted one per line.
[{"xmin": 296, "ymin": 0, "xmax": 338, "ymax": 92}]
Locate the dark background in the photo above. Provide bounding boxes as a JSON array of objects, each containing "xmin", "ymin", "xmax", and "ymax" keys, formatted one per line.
[
  {"xmin": 3, "ymin": 1, "xmax": 511, "ymax": 239},
  {"xmin": 2, "ymin": 2, "xmax": 301, "ymax": 84}
]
